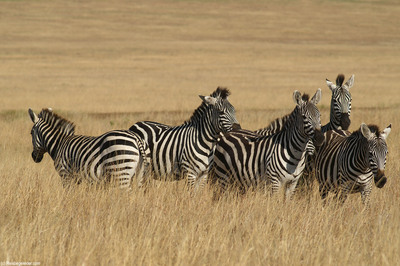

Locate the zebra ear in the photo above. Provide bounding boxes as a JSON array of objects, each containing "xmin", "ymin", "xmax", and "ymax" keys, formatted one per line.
[
  {"xmin": 199, "ymin": 95, "xmax": 217, "ymax": 106},
  {"xmin": 293, "ymin": 90, "xmax": 303, "ymax": 105},
  {"xmin": 311, "ymin": 88, "xmax": 322, "ymax": 105},
  {"xmin": 28, "ymin": 108, "xmax": 39, "ymax": 123},
  {"xmin": 360, "ymin": 123, "xmax": 373, "ymax": 140},
  {"xmin": 381, "ymin": 124, "xmax": 391, "ymax": 140},
  {"xmin": 326, "ymin": 79, "xmax": 336, "ymax": 91},
  {"xmin": 344, "ymin": 74, "xmax": 355, "ymax": 90}
]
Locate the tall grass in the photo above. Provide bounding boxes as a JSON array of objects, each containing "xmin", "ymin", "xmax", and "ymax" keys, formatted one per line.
[
  {"xmin": 1, "ymin": 105, "xmax": 399, "ymax": 265},
  {"xmin": 1, "ymin": 0, "xmax": 400, "ymax": 265}
]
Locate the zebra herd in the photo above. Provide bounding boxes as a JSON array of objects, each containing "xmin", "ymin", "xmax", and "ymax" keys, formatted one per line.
[{"xmin": 28, "ymin": 74, "xmax": 391, "ymax": 205}]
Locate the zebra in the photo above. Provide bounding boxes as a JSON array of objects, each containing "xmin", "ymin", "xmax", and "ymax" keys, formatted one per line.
[
  {"xmin": 314, "ymin": 123, "xmax": 391, "ymax": 205},
  {"xmin": 255, "ymin": 74, "xmax": 354, "ymax": 188},
  {"xmin": 322, "ymin": 73, "xmax": 354, "ymax": 132},
  {"xmin": 255, "ymin": 74, "xmax": 354, "ymax": 136},
  {"xmin": 28, "ymin": 108, "xmax": 150, "ymax": 188},
  {"xmin": 212, "ymin": 89, "xmax": 324, "ymax": 200},
  {"xmin": 129, "ymin": 87, "xmax": 241, "ymax": 189}
]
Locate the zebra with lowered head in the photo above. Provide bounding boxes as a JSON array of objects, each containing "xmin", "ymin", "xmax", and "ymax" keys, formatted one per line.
[
  {"xmin": 212, "ymin": 89, "xmax": 324, "ymax": 200},
  {"xmin": 129, "ymin": 87, "xmax": 241, "ymax": 189},
  {"xmin": 28, "ymin": 108, "xmax": 150, "ymax": 188},
  {"xmin": 315, "ymin": 123, "xmax": 391, "ymax": 205}
]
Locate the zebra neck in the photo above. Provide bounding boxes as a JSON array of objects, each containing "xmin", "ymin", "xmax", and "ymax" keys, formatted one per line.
[
  {"xmin": 43, "ymin": 130, "xmax": 71, "ymax": 161},
  {"xmin": 344, "ymin": 134, "xmax": 370, "ymax": 171},
  {"xmin": 281, "ymin": 110, "xmax": 310, "ymax": 150},
  {"xmin": 322, "ymin": 117, "xmax": 341, "ymax": 133},
  {"xmin": 185, "ymin": 104, "xmax": 220, "ymax": 140},
  {"xmin": 322, "ymin": 122, "xmax": 336, "ymax": 133},
  {"xmin": 323, "ymin": 103, "xmax": 342, "ymax": 132}
]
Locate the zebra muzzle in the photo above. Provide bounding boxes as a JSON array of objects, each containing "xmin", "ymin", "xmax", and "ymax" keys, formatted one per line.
[
  {"xmin": 32, "ymin": 151, "xmax": 44, "ymax": 163},
  {"xmin": 313, "ymin": 129, "xmax": 325, "ymax": 147},
  {"xmin": 374, "ymin": 170, "xmax": 387, "ymax": 188},
  {"xmin": 340, "ymin": 113, "xmax": 351, "ymax": 131}
]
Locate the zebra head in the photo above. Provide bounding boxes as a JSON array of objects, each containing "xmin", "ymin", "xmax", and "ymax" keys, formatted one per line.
[
  {"xmin": 28, "ymin": 108, "xmax": 75, "ymax": 163},
  {"xmin": 293, "ymin": 89, "xmax": 324, "ymax": 146},
  {"xmin": 29, "ymin": 108, "xmax": 47, "ymax": 163},
  {"xmin": 199, "ymin": 87, "xmax": 241, "ymax": 134},
  {"xmin": 360, "ymin": 123, "xmax": 391, "ymax": 189},
  {"xmin": 326, "ymin": 74, "xmax": 354, "ymax": 130}
]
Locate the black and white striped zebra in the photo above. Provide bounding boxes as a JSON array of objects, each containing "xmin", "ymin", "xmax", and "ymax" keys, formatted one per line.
[
  {"xmin": 129, "ymin": 87, "xmax": 240, "ymax": 189},
  {"xmin": 322, "ymin": 74, "xmax": 354, "ymax": 132},
  {"xmin": 255, "ymin": 74, "xmax": 354, "ymax": 188},
  {"xmin": 28, "ymin": 108, "xmax": 150, "ymax": 188},
  {"xmin": 212, "ymin": 89, "xmax": 324, "ymax": 199},
  {"xmin": 255, "ymin": 74, "xmax": 354, "ymax": 136},
  {"xmin": 315, "ymin": 123, "xmax": 391, "ymax": 205}
]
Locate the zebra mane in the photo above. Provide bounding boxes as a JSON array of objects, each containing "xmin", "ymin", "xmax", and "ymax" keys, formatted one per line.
[
  {"xmin": 185, "ymin": 101, "xmax": 210, "ymax": 125},
  {"xmin": 211, "ymin": 87, "xmax": 230, "ymax": 99},
  {"xmin": 255, "ymin": 92, "xmax": 312, "ymax": 136},
  {"xmin": 336, "ymin": 74, "xmax": 345, "ymax": 86},
  {"xmin": 302, "ymin": 94, "xmax": 310, "ymax": 101},
  {"xmin": 38, "ymin": 109, "xmax": 75, "ymax": 135},
  {"xmin": 185, "ymin": 87, "xmax": 230, "ymax": 125},
  {"xmin": 256, "ymin": 114, "xmax": 291, "ymax": 136},
  {"xmin": 282, "ymin": 92, "xmax": 315, "ymax": 130}
]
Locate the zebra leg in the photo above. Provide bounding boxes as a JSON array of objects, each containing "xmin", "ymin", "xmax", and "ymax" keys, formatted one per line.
[
  {"xmin": 117, "ymin": 174, "xmax": 132, "ymax": 190},
  {"xmin": 271, "ymin": 180, "xmax": 282, "ymax": 198},
  {"xmin": 360, "ymin": 180, "xmax": 373, "ymax": 206},
  {"xmin": 212, "ymin": 184, "xmax": 225, "ymax": 201},
  {"xmin": 285, "ymin": 179, "xmax": 299, "ymax": 201},
  {"xmin": 135, "ymin": 134, "xmax": 152, "ymax": 190},
  {"xmin": 136, "ymin": 157, "xmax": 152, "ymax": 189},
  {"xmin": 319, "ymin": 184, "xmax": 329, "ymax": 202},
  {"xmin": 197, "ymin": 172, "xmax": 208, "ymax": 191},
  {"xmin": 298, "ymin": 154, "xmax": 316, "ymax": 191},
  {"xmin": 335, "ymin": 186, "xmax": 349, "ymax": 205},
  {"xmin": 211, "ymin": 175, "xmax": 230, "ymax": 201},
  {"xmin": 187, "ymin": 171, "xmax": 208, "ymax": 194},
  {"xmin": 186, "ymin": 172, "xmax": 197, "ymax": 189},
  {"xmin": 61, "ymin": 175, "xmax": 74, "ymax": 188},
  {"xmin": 58, "ymin": 168, "xmax": 77, "ymax": 188}
]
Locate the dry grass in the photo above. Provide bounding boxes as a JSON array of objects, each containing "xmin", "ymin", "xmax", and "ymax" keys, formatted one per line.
[{"xmin": 1, "ymin": 0, "xmax": 400, "ymax": 265}]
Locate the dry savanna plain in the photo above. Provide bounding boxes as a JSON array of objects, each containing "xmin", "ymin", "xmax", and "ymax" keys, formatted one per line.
[{"xmin": 1, "ymin": 0, "xmax": 400, "ymax": 265}]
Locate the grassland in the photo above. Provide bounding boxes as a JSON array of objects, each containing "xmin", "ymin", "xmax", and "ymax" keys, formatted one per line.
[{"xmin": 1, "ymin": 0, "xmax": 400, "ymax": 265}]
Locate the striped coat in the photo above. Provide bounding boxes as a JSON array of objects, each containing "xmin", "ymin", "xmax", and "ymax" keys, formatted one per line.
[
  {"xmin": 212, "ymin": 89, "xmax": 324, "ymax": 199},
  {"xmin": 315, "ymin": 123, "xmax": 391, "ymax": 205},
  {"xmin": 29, "ymin": 108, "xmax": 149, "ymax": 188},
  {"xmin": 129, "ymin": 87, "xmax": 240, "ymax": 189}
]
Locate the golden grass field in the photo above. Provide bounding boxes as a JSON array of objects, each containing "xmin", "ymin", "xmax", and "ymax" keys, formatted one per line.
[{"xmin": 1, "ymin": 0, "xmax": 400, "ymax": 265}]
